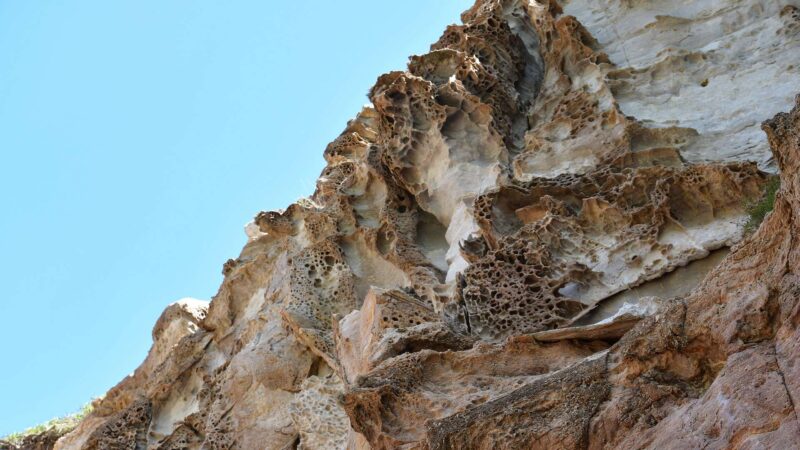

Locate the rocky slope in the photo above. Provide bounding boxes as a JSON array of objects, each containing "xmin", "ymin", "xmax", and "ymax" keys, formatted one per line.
[{"xmin": 18, "ymin": 0, "xmax": 800, "ymax": 448}]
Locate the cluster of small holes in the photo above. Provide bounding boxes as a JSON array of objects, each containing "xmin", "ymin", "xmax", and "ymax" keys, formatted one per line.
[
  {"xmin": 407, "ymin": 47, "xmax": 519, "ymax": 144},
  {"xmin": 285, "ymin": 241, "xmax": 357, "ymax": 360},
  {"xmin": 289, "ymin": 376, "xmax": 350, "ymax": 449},
  {"xmin": 370, "ymin": 1, "xmax": 547, "ymax": 191},
  {"xmin": 428, "ymin": 5, "xmax": 539, "ymax": 147},
  {"xmin": 289, "ymin": 241, "xmax": 355, "ymax": 325},
  {"xmin": 460, "ymin": 232, "xmax": 587, "ymax": 339},
  {"xmin": 513, "ymin": 1, "xmax": 631, "ymax": 173},
  {"xmin": 408, "ymin": 49, "xmax": 464, "ymax": 85},
  {"xmin": 476, "ymin": 167, "xmax": 671, "ymax": 238},
  {"xmin": 302, "ymin": 211, "xmax": 338, "ymax": 244},
  {"xmin": 780, "ymin": 6, "xmax": 800, "ymax": 35},
  {"xmin": 369, "ymin": 178, "xmax": 449, "ymax": 306},
  {"xmin": 375, "ymin": 185, "xmax": 420, "ymax": 261},
  {"xmin": 221, "ymin": 258, "xmax": 238, "ymax": 276},
  {"xmin": 433, "ymin": 18, "xmax": 525, "ymax": 87},
  {"xmin": 370, "ymin": 72, "xmax": 455, "ymax": 195},
  {"xmin": 202, "ymin": 415, "xmax": 235, "ymax": 450},
  {"xmin": 473, "ymin": 192, "xmax": 498, "ymax": 235},
  {"xmin": 372, "ymin": 7, "xmax": 540, "ymax": 188},
  {"xmin": 319, "ymin": 162, "xmax": 354, "ymax": 187},
  {"xmin": 377, "ymin": 295, "xmax": 438, "ymax": 330},
  {"xmin": 356, "ymin": 350, "xmax": 433, "ymax": 391},
  {"xmin": 407, "ymin": 267, "xmax": 444, "ymax": 305},
  {"xmin": 323, "ymin": 132, "xmax": 370, "ymax": 163},
  {"xmin": 254, "ymin": 210, "xmax": 295, "ymax": 235},
  {"xmin": 178, "ymin": 366, "xmax": 218, "ymax": 447},
  {"xmin": 184, "ymin": 364, "xmax": 236, "ymax": 450},
  {"xmin": 551, "ymin": 92, "xmax": 602, "ymax": 136},
  {"xmin": 461, "ymin": 159, "xmax": 769, "ymax": 340},
  {"xmin": 156, "ymin": 424, "xmax": 203, "ymax": 450},
  {"xmin": 83, "ymin": 400, "xmax": 152, "ymax": 450}
]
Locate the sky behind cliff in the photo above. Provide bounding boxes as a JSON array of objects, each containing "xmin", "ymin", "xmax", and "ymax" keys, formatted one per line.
[{"xmin": 0, "ymin": 1, "xmax": 469, "ymax": 435}]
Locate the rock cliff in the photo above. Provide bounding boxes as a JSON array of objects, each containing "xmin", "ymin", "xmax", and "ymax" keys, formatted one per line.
[{"xmin": 16, "ymin": 0, "xmax": 800, "ymax": 448}]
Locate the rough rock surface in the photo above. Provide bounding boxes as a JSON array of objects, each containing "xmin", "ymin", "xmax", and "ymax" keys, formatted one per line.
[{"xmin": 14, "ymin": 0, "xmax": 800, "ymax": 449}]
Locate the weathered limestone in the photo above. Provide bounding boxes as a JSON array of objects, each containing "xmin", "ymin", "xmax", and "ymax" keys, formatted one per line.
[
  {"xmin": 562, "ymin": 0, "xmax": 800, "ymax": 171},
  {"xmin": 13, "ymin": 0, "xmax": 798, "ymax": 449},
  {"xmin": 460, "ymin": 162, "xmax": 766, "ymax": 340}
]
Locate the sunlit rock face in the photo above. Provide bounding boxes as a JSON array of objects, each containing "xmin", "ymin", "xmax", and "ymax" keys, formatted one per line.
[
  {"xmin": 37, "ymin": 0, "xmax": 800, "ymax": 449},
  {"xmin": 562, "ymin": 0, "xmax": 800, "ymax": 171}
]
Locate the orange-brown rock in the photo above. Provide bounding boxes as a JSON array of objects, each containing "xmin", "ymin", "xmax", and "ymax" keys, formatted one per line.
[{"xmin": 13, "ymin": 0, "xmax": 798, "ymax": 449}]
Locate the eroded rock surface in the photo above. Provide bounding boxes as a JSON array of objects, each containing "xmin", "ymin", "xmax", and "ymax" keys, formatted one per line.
[{"xmin": 22, "ymin": 0, "xmax": 800, "ymax": 449}]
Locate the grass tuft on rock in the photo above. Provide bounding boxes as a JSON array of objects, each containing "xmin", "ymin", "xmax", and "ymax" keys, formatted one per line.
[
  {"xmin": 2, "ymin": 403, "xmax": 93, "ymax": 446},
  {"xmin": 745, "ymin": 176, "xmax": 781, "ymax": 234}
]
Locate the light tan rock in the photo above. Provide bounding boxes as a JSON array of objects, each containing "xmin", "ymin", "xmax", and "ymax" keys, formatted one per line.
[
  {"xmin": 562, "ymin": 0, "xmax": 800, "ymax": 172},
  {"xmin": 36, "ymin": 0, "xmax": 800, "ymax": 449},
  {"xmin": 289, "ymin": 375, "xmax": 350, "ymax": 450}
]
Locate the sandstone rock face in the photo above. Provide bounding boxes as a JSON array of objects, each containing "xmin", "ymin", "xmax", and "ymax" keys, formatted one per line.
[{"xmin": 25, "ymin": 0, "xmax": 800, "ymax": 449}]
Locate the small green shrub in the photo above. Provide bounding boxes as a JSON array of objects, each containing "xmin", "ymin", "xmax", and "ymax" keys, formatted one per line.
[
  {"xmin": 745, "ymin": 176, "xmax": 781, "ymax": 233},
  {"xmin": 2, "ymin": 403, "xmax": 93, "ymax": 445}
]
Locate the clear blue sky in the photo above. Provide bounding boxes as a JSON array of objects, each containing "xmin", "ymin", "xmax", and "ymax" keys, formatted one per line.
[{"xmin": 0, "ymin": 1, "xmax": 470, "ymax": 435}]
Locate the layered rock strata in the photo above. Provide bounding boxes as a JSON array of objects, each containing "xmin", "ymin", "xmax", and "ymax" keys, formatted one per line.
[{"xmin": 17, "ymin": 0, "xmax": 800, "ymax": 449}]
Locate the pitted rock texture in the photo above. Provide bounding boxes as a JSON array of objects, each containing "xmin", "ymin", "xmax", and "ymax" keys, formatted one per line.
[
  {"xmin": 22, "ymin": 0, "xmax": 800, "ymax": 449},
  {"xmin": 461, "ymin": 162, "xmax": 766, "ymax": 339}
]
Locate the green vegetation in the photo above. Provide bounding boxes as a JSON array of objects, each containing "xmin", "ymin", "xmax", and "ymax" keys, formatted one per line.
[
  {"xmin": 745, "ymin": 177, "xmax": 781, "ymax": 234},
  {"xmin": 2, "ymin": 403, "xmax": 93, "ymax": 446}
]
